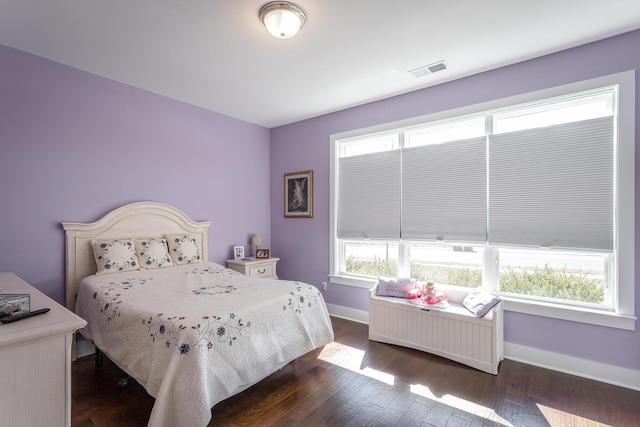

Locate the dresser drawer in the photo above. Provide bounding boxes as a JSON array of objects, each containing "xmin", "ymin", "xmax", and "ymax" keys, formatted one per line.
[{"xmin": 247, "ymin": 263, "xmax": 276, "ymax": 278}]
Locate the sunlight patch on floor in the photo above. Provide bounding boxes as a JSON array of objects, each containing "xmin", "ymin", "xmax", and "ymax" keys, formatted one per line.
[
  {"xmin": 317, "ymin": 341, "xmax": 541, "ymax": 426},
  {"xmin": 410, "ymin": 383, "xmax": 514, "ymax": 426},
  {"xmin": 536, "ymin": 403, "xmax": 607, "ymax": 427},
  {"xmin": 317, "ymin": 342, "xmax": 395, "ymax": 385}
]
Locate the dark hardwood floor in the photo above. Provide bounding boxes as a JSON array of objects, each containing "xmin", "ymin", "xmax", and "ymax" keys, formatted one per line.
[{"xmin": 72, "ymin": 316, "xmax": 640, "ymax": 426}]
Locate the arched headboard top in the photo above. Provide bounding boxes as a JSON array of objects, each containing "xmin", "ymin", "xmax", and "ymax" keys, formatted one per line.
[{"xmin": 63, "ymin": 201, "xmax": 211, "ymax": 311}]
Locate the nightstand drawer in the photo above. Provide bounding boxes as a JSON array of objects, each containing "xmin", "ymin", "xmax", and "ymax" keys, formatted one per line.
[
  {"xmin": 226, "ymin": 257, "xmax": 279, "ymax": 279},
  {"xmin": 247, "ymin": 263, "xmax": 275, "ymax": 278}
]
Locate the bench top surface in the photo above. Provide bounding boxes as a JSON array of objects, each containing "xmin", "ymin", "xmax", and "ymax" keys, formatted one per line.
[{"xmin": 370, "ymin": 289, "xmax": 497, "ymax": 321}]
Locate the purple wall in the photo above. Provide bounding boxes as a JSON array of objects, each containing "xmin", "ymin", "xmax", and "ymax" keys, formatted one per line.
[
  {"xmin": 270, "ymin": 30, "xmax": 640, "ymax": 371},
  {"xmin": 0, "ymin": 44, "xmax": 271, "ymax": 305}
]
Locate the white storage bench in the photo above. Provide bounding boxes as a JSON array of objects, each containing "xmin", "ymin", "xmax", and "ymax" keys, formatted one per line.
[{"xmin": 368, "ymin": 285, "xmax": 504, "ymax": 375}]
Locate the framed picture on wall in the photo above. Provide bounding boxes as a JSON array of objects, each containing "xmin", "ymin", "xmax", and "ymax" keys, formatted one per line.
[{"xmin": 284, "ymin": 170, "xmax": 313, "ymax": 218}]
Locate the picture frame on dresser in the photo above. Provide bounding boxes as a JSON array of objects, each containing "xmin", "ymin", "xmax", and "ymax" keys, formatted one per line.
[
  {"xmin": 284, "ymin": 170, "xmax": 313, "ymax": 218},
  {"xmin": 256, "ymin": 249, "xmax": 270, "ymax": 259},
  {"xmin": 233, "ymin": 246, "xmax": 245, "ymax": 260}
]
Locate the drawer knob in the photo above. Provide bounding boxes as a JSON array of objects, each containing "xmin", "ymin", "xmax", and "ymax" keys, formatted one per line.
[{"xmin": 258, "ymin": 268, "xmax": 266, "ymax": 274}]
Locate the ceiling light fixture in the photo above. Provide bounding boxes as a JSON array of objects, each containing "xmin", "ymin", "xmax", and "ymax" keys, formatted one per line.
[{"xmin": 259, "ymin": 2, "xmax": 306, "ymax": 39}]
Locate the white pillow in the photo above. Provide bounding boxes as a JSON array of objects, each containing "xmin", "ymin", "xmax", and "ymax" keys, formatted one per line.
[
  {"xmin": 462, "ymin": 287, "xmax": 501, "ymax": 318},
  {"xmin": 135, "ymin": 238, "xmax": 174, "ymax": 269},
  {"xmin": 92, "ymin": 239, "xmax": 140, "ymax": 275},
  {"xmin": 166, "ymin": 234, "xmax": 202, "ymax": 265}
]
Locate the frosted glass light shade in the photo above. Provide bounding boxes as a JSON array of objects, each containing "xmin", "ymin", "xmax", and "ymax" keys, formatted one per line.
[{"xmin": 259, "ymin": 2, "xmax": 306, "ymax": 39}]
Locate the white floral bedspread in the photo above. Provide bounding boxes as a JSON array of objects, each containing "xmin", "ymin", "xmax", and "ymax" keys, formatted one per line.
[{"xmin": 75, "ymin": 261, "xmax": 334, "ymax": 427}]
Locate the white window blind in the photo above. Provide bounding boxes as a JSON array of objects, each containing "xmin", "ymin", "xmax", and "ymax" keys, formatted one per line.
[
  {"xmin": 488, "ymin": 116, "xmax": 614, "ymax": 250},
  {"xmin": 402, "ymin": 137, "xmax": 487, "ymax": 242},
  {"xmin": 337, "ymin": 150, "xmax": 401, "ymax": 239}
]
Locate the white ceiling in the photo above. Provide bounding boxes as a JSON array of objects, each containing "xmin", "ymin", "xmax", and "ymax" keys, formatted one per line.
[{"xmin": 1, "ymin": 0, "xmax": 640, "ymax": 128}]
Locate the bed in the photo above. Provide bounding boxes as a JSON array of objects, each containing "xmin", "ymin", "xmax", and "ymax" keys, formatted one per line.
[{"xmin": 63, "ymin": 201, "xmax": 334, "ymax": 427}]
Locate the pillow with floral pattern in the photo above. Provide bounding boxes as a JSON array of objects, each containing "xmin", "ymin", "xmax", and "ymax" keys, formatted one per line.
[
  {"xmin": 166, "ymin": 234, "xmax": 202, "ymax": 265},
  {"xmin": 135, "ymin": 238, "xmax": 174, "ymax": 269},
  {"xmin": 92, "ymin": 239, "xmax": 140, "ymax": 275}
]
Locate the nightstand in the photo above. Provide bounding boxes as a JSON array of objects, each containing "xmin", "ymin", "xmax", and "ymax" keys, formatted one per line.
[
  {"xmin": 0, "ymin": 272, "xmax": 87, "ymax": 426},
  {"xmin": 226, "ymin": 257, "xmax": 280, "ymax": 279}
]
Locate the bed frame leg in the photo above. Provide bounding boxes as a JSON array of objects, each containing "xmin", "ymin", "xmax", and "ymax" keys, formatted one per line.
[
  {"xmin": 94, "ymin": 345, "xmax": 130, "ymax": 388},
  {"xmin": 94, "ymin": 347, "xmax": 104, "ymax": 366}
]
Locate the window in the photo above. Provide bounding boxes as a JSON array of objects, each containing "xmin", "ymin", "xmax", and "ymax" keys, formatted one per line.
[
  {"xmin": 497, "ymin": 248, "xmax": 607, "ymax": 306},
  {"xmin": 330, "ymin": 72, "xmax": 635, "ymax": 329},
  {"xmin": 407, "ymin": 242, "xmax": 484, "ymax": 287},
  {"xmin": 404, "ymin": 117, "xmax": 485, "ymax": 147},
  {"xmin": 342, "ymin": 240, "xmax": 399, "ymax": 278}
]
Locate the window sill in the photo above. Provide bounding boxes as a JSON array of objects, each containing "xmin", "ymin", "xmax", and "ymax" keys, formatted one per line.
[
  {"xmin": 502, "ymin": 297, "xmax": 636, "ymax": 331},
  {"xmin": 329, "ymin": 274, "xmax": 377, "ymax": 289},
  {"xmin": 330, "ymin": 274, "xmax": 636, "ymax": 331}
]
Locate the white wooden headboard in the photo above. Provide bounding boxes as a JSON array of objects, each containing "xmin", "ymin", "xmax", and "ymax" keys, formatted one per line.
[{"xmin": 62, "ymin": 201, "xmax": 211, "ymax": 312}]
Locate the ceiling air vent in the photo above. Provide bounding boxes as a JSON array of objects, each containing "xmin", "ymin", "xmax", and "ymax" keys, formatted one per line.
[{"xmin": 409, "ymin": 60, "xmax": 447, "ymax": 78}]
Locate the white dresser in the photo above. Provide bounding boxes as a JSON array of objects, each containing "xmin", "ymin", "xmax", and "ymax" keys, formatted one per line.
[
  {"xmin": 0, "ymin": 272, "xmax": 87, "ymax": 427},
  {"xmin": 226, "ymin": 257, "xmax": 280, "ymax": 279}
]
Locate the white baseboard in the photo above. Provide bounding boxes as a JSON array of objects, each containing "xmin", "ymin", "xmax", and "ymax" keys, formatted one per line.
[
  {"xmin": 505, "ymin": 342, "xmax": 640, "ymax": 391},
  {"xmin": 326, "ymin": 303, "xmax": 369, "ymax": 324},
  {"xmin": 327, "ymin": 304, "xmax": 640, "ymax": 391}
]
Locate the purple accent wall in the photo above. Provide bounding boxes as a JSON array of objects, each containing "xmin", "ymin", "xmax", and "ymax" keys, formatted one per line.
[
  {"xmin": 271, "ymin": 30, "xmax": 640, "ymax": 370},
  {"xmin": 0, "ymin": 44, "xmax": 271, "ymax": 305}
]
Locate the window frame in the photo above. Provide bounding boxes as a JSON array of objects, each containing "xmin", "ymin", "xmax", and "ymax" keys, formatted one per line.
[{"xmin": 329, "ymin": 71, "xmax": 635, "ymax": 330}]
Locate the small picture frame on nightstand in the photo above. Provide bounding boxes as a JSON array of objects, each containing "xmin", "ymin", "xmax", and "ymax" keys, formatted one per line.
[
  {"xmin": 256, "ymin": 249, "xmax": 270, "ymax": 259},
  {"xmin": 233, "ymin": 246, "xmax": 245, "ymax": 260}
]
